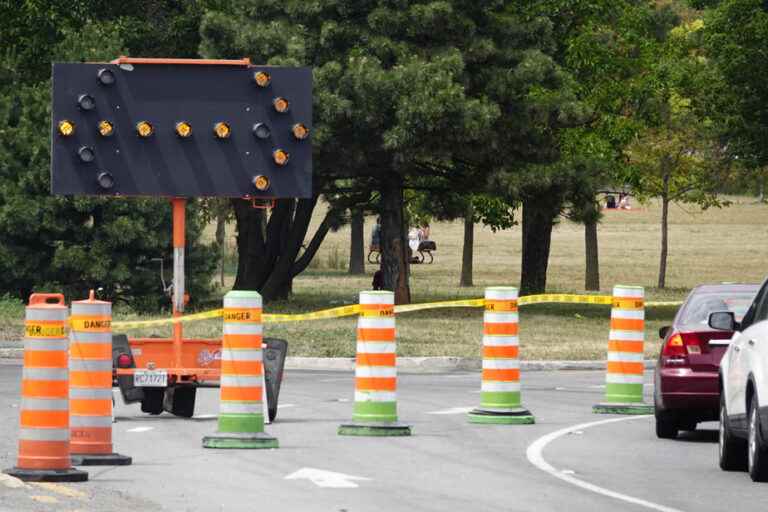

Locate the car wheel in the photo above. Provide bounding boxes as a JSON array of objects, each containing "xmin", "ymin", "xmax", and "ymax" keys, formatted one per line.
[
  {"xmin": 748, "ymin": 395, "xmax": 768, "ymax": 482},
  {"xmin": 655, "ymin": 410, "xmax": 678, "ymax": 439},
  {"xmin": 719, "ymin": 394, "xmax": 747, "ymax": 471}
]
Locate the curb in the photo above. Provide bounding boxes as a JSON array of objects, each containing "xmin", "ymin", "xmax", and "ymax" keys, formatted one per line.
[{"xmin": 0, "ymin": 349, "xmax": 657, "ymax": 372}]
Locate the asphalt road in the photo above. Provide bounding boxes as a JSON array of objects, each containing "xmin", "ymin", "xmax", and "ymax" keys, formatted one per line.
[{"xmin": 0, "ymin": 361, "xmax": 764, "ymax": 511}]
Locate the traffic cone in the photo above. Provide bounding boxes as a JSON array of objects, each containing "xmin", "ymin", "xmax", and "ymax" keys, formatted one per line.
[
  {"xmin": 468, "ymin": 287, "xmax": 534, "ymax": 424},
  {"xmin": 69, "ymin": 291, "xmax": 131, "ymax": 465},
  {"xmin": 593, "ymin": 285, "xmax": 653, "ymax": 414},
  {"xmin": 3, "ymin": 294, "xmax": 87, "ymax": 482},
  {"xmin": 203, "ymin": 290, "xmax": 278, "ymax": 448},
  {"xmin": 339, "ymin": 290, "xmax": 411, "ymax": 436}
]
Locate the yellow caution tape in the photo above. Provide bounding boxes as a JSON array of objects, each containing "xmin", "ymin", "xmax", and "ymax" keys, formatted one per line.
[
  {"xmin": 111, "ymin": 309, "xmax": 223, "ymax": 329},
  {"xmin": 395, "ymin": 298, "xmax": 485, "ymax": 313},
  {"xmin": 263, "ymin": 305, "xmax": 360, "ymax": 323},
  {"xmin": 110, "ymin": 294, "xmax": 683, "ymax": 329},
  {"xmin": 518, "ymin": 294, "xmax": 613, "ymax": 305}
]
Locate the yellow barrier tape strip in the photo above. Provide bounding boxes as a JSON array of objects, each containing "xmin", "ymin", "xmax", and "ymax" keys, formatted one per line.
[
  {"xmin": 394, "ymin": 298, "xmax": 485, "ymax": 313},
  {"xmin": 518, "ymin": 294, "xmax": 613, "ymax": 305},
  {"xmin": 109, "ymin": 295, "xmax": 684, "ymax": 329},
  {"xmin": 111, "ymin": 309, "xmax": 223, "ymax": 329},
  {"xmin": 263, "ymin": 305, "xmax": 360, "ymax": 323}
]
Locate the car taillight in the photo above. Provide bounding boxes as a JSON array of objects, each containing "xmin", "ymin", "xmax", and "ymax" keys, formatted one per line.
[
  {"xmin": 661, "ymin": 332, "xmax": 702, "ymax": 365},
  {"xmin": 117, "ymin": 353, "xmax": 132, "ymax": 368}
]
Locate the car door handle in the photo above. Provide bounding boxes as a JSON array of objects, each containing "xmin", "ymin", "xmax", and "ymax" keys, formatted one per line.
[{"xmin": 749, "ymin": 339, "xmax": 756, "ymax": 347}]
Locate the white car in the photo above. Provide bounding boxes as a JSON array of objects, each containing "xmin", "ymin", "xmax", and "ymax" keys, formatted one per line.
[{"xmin": 713, "ymin": 279, "xmax": 768, "ymax": 482}]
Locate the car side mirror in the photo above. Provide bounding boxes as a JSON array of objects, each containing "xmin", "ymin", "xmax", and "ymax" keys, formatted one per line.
[
  {"xmin": 709, "ymin": 311, "xmax": 736, "ymax": 331},
  {"xmin": 659, "ymin": 326, "xmax": 671, "ymax": 339}
]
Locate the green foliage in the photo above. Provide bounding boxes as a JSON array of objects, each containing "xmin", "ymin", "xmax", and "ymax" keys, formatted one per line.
[{"xmin": 0, "ymin": 2, "xmax": 216, "ymax": 311}]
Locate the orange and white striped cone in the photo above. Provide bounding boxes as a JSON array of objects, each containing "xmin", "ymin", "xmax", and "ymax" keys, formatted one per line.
[
  {"xmin": 203, "ymin": 290, "xmax": 278, "ymax": 449},
  {"xmin": 468, "ymin": 287, "xmax": 534, "ymax": 424},
  {"xmin": 338, "ymin": 291, "xmax": 411, "ymax": 436},
  {"xmin": 3, "ymin": 294, "xmax": 87, "ymax": 482},
  {"xmin": 593, "ymin": 285, "xmax": 653, "ymax": 414},
  {"xmin": 69, "ymin": 291, "xmax": 131, "ymax": 465}
]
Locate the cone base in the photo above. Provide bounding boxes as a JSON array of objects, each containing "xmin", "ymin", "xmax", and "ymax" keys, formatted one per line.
[
  {"xmin": 71, "ymin": 453, "xmax": 132, "ymax": 466},
  {"xmin": 593, "ymin": 402, "xmax": 653, "ymax": 415},
  {"xmin": 202, "ymin": 431, "xmax": 278, "ymax": 449},
  {"xmin": 468, "ymin": 407, "xmax": 535, "ymax": 424},
  {"xmin": 338, "ymin": 422, "xmax": 412, "ymax": 437},
  {"xmin": 3, "ymin": 467, "xmax": 88, "ymax": 482}
]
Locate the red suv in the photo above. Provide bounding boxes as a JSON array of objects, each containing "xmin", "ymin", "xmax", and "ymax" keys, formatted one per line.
[{"xmin": 654, "ymin": 284, "xmax": 758, "ymax": 439}]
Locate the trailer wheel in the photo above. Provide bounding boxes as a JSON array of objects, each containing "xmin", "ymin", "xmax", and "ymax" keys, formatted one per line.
[
  {"xmin": 140, "ymin": 388, "xmax": 164, "ymax": 415},
  {"xmin": 164, "ymin": 386, "xmax": 196, "ymax": 418}
]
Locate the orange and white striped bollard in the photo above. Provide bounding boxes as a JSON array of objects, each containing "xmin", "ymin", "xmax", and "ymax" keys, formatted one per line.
[
  {"xmin": 3, "ymin": 294, "xmax": 87, "ymax": 482},
  {"xmin": 468, "ymin": 287, "xmax": 534, "ymax": 424},
  {"xmin": 339, "ymin": 290, "xmax": 411, "ymax": 436},
  {"xmin": 593, "ymin": 285, "xmax": 652, "ymax": 414},
  {"xmin": 69, "ymin": 290, "xmax": 131, "ymax": 465}
]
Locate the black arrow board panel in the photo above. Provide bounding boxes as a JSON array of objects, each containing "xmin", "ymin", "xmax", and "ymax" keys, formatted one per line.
[{"xmin": 51, "ymin": 62, "xmax": 312, "ymax": 198}]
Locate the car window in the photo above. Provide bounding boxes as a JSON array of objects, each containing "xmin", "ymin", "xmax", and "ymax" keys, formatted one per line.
[
  {"xmin": 742, "ymin": 283, "xmax": 768, "ymax": 330},
  {"xmin": 679, "ymin": 292, "xmax": 756, "ymax": 325}
]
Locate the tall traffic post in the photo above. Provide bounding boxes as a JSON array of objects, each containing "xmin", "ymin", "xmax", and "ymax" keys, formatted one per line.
[
  {"xmin": 593, "ymin": 285, "xmax": 653, "ymax": 414},
  {"xmin": 339, "ymin": 290, "xmax": 411, "ymax": 436},
  {"xmin": 469, "ymin": 287, "xmax": 534, "ymax": 424},
  {"xmin": 203, "ymin": 291, "xmax": 278, "ymax": 449}
]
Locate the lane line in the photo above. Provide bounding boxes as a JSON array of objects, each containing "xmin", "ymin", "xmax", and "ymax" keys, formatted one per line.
[
  {"xmin": 126, "ymin": 426, "xmax": 154, "ymax": 433},
  {"xmin": 426, "ymin": 406, "xmax": 474, "ymax": 415},
  {"xmin": 526, "ymin": 415, "xmax": 684, "ymax": 512}
]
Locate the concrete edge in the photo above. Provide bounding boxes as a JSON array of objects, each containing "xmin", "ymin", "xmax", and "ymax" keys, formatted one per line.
[{"xmin": 0, "ymin": 349, "xmax": 656, "ymax": 372}]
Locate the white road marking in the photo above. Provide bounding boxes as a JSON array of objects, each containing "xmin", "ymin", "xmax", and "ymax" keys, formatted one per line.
[
  {"xmin": 426, "ymin": 407, "xmax": 474, "ymax": 415},
  {"xmin": 526, "ymin": 415, "xmax": 683, "ymax": 512},
  {"xmin": 0, "ymin": 473, "xmax": 28, "ymax": 489},
  {"xmin": 277, "ymin": 404, "xmax": 295, "ymax": 409},
  {"xmin": 126, "ymin": 426, "xmax": 154, "ymax": 433},
  {"xmin": 285, "ymin": 467, "xmax": 371, "ymax": 488}
]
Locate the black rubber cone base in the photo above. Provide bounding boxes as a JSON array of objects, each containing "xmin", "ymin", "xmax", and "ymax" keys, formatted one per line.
[
  {"xmin": 4, "ymin": 466, "xmax": 88, "ymax": 482},
  {"xmin": 71, "ymin": 453, "xmax": 132, "ymax": 466},
  {"xmin": 338, "ymin": 422, "xmax": 412, "ymax": 437},
  {"xmin": 468, "ymin": 407, "xmax": 535, "ymax": 425},
  {"xmin": 202, "ymin": 431, "xmax": 279, "ymax": 449}
]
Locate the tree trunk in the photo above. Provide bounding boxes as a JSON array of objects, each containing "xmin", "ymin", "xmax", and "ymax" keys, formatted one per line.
[
  {"xmin": 520, "ymin": 193, "xmax": 559, "ymax": 295},
  {"xmin": 380, "ymin": 172, "xmax": 411, "ymax": 304},
  {"xmin": 348, "ymin": 209, "xmax": 365, "ymax": 275},
  {"xmin": 459, "ymin": 202, "xmax": 474, "ymax": 287},
  {"xmin": 215, "ymin": 207, "xmax": 226, "ymax": 287},
  {"xmin": 584, "ymin": 217, "xmax": 600, "ymax": 291},
  {"xmin": 658, "ymin": 196, "xmax": 669, "ymax": 289},
  {"xmin": 232, "ymin": 197, "xmax": 331, "ymax": 301}
]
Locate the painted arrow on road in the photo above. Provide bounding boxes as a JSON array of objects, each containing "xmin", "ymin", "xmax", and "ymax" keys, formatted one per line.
[{"xmin": 285, "ymin": 468, "xmax": 371, "ymax": 488}]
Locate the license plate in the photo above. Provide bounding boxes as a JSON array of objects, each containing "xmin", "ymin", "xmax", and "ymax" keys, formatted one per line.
[{"xmin": 134, "ymin": 370, "xmax": 168, "ymax": 387}]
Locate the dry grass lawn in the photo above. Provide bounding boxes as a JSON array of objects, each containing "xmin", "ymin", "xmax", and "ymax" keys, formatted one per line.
[{"xmin": 107, "ymin": 195, "xmax": 768, "ymax": 360}]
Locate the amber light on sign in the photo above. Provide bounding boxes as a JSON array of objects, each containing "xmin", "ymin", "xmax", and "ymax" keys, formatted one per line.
[
  {"xmin": 292, "ymin": 123, "xmax": 309, "ymax": 140},
  {"xmin": 98, "ymin": 120, "xmax": 114, "ymax": 137},
  {"xmin": 273, "ymin": 149, "xmax": 289, "ymax": 166},
  {"xmin": 175, "ymin": 121, "xmax": 192, "ymax": 138},
  {"xmin": 136, "ymin": 121, "xmax": 154, "ymax": 137},
  {"xmin": 58, "ymin": 120, "xmax": 75, "ymax": 136},
  {"xmin": 273, "ymin": 97, "xmax": 290, "ymax": 113},
  {"xmin": 253, "ymin": 175, "xmax": 270, "ymax": 191},
  {"xmin": 213, "ymin": 122, "xmax": 231, "ymax": 139},
  {"xmin": 253, "ymin": 71, "xmax": 271, "ymax": 87}
]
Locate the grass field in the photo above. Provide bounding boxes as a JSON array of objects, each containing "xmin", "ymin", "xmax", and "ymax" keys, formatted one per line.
[{"xmin": 2, "ymin": 196, "xmax": 766, "ymax": 360}]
